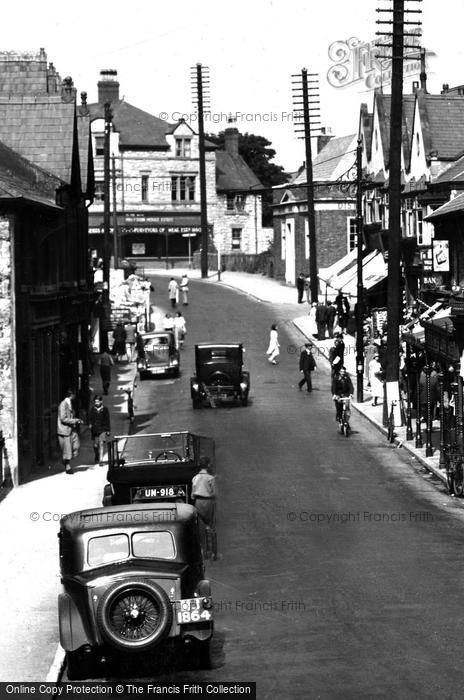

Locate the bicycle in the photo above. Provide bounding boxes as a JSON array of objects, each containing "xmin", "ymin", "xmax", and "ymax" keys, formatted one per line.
[{"xmin": 334, "ymin": 395, "xmax": 351, "ymax": 437}]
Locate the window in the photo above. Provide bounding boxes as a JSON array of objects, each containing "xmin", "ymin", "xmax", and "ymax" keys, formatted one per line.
[
  {"xmin": 171, "ymin": 175, "xmax": 195, "ymax": 202},
  {"xmin": 175, "ymin": 137, "xmax": 191, "ymax": 158},
  {"xmin": 141, "ymin": 175, "xmax": 149, "ymax": 203},
  {"xmin": 231, "ymin": 228, "xmax": 242, "ymax": 250},
  {"xmin": 132, "ymin": 531, "xmax": 176, "ymax": 559},
  {"xmin": 281, "ymin": 221, "xmax": 286, "ymax": 260},
  {"xmin": 94, "ymin": 135, "xmax": 104, "ymax": 157},
  {"xmin": 226, "ymin": 194, "xmax": 246, "ymax": 212},
  {"xmin": 88, "ymin": 534, "xmax": 129, "ymax": 567},
  {"xmin": 347, "ymin": 217, "xmax": 357, "ymax": 251},
  {"xmin": 94, "ymin": 180, "xmax": 105, "ymax": 202}
]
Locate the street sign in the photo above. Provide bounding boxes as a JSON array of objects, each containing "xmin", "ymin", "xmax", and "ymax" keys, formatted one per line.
[{"xmin": 182, "ymin": 233, "xmax": 197, "ymax": 238}]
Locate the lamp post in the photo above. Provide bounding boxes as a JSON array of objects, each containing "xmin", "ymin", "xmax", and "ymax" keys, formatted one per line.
[
  {"xmin": 424, "ymin": 363, "xmax": 433, "ymax": 457},
  {"xmin": 355, "ymin": 137, "xmax": 364, "ymax": 403},
  {"xmin": 415, "ymin": 363, "xmax": 423, "ymax": 449},
  {"xmin": 438, "ymin": 370, "xmax": 446, "ymax": 470},
  {"xmin": 405, "ymin": 344, "xmax": 414, "ymax": 440}
]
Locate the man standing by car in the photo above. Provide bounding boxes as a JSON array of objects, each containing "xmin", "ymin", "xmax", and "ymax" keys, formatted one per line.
[
  {"xmin": 298, "ymin": 344, "xmax": 316, "ymax": 392},
  {"xmin": 57, "ymin": 389, "xmax": 82, "ymax": 474},
  {"xmin": 192, "ymin": 457, "xmax": 216, "ymax": 526}
]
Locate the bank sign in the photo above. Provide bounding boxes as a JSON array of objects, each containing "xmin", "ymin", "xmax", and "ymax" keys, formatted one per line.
[{"xmin": 327, "ymin": 32, "xmax": 433, "ymax": 90}]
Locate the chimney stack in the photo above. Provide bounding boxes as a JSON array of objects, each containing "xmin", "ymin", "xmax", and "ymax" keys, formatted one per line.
[
  {"xmin": 441, "ymin": 84, "xmax": 449, "ymax": 94},
  {"xmin": 98, "ymin": 69, "xmax": 119, "ymax": 104},
  {"xmin": 316, "ymin": 127, "xmax": 334, "ymax": 154},
  {"xmin": 224, "ymin": 125, "xmax": 240, "ymax": 156}
]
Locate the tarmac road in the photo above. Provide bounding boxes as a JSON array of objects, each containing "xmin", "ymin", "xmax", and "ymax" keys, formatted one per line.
[{"xmin": 67, "ymin": 275, "xmax": 464, "ymax": 700}]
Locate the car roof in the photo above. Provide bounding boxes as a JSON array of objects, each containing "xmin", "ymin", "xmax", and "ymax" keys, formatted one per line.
[
  {"xmin": 60, "ymin": 502, "xmax": 196, "ymax": 534},
  {"xmin": 143, "ymin": 331, "xmax": 173, "ymax": 338},
  {"xmin": 195, "ymin": 343, "xmax": 242, "ymax": 349}
]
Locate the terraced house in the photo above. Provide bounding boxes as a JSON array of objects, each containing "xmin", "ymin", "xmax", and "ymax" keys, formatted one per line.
[{"xmin": 87, "ymin": 70, "xmax": 270, "ymax": 266}]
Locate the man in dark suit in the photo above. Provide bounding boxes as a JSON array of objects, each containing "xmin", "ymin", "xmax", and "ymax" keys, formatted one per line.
[
  {"xmin": 326, "ymin": 301, "xmax": 337, "ymax": 338},
  {"xmin": 316, "ymin": 302, "xmax": 328, "ymax": 340},
  {"xmin": 296, "ymin": 273, "xmax": 306, "ymax": 303},
  {"xmin": 298, "ymin": 344, "xmax": 316, "ymax": 392}
]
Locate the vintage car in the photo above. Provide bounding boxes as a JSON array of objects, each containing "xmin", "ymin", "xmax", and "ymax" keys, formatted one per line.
[
  {"xmin": 58, "ymin": 503, "xmax": 214, "ymax": 679},
  {"xmin": 190, "ymin": 343, "xmax": 250, "ymax": 408},
  {"xmin": 137, "ymin": 331, "xmax": 180, "ymax": 379},
  {"xmin": 102, "ymin": 431, "xmax": 215, "ymax": 507}
]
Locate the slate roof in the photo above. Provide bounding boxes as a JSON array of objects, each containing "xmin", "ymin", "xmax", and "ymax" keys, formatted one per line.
[
  {"xmin": 426, "ymin": 192, "xmax": 464, "ymax": 221},
  {"xmin": 0, "ymin": 95, "xmax": 77, "ymax": 184},
  {"xmin": 0, "ymin": 139, "xmax": 62, "ymax": 208},
  {"xmin": 215, "ymin": 150, "xmax": 263, "ymax": 192},
  {"xmin": 432, "ymin": 155, "xmax": 464, "ymax": 185},
  {"xmin": 87, "ymin": 100, "xmax": 173, "ymax": 149},
  {"xmin": 419, "ymin": 93, "xmax": 464, "ymax": 160},
  {"xmin": 293, "ymin": 134, "xmax": 358, "ymax": 185}
]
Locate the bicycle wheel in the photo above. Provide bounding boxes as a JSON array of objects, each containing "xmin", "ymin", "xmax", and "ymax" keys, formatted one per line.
[{"xmin": 453, "ymin": 462, "xmax": 464, "ymax": 497}]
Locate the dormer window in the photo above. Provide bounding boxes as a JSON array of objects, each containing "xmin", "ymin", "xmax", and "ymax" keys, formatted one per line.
[{"xmin": 175, "ymin": 137, "xmax": 191, "ymax": 158}]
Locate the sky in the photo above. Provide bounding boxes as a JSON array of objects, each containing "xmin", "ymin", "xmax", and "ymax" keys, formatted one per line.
[{"xmin": 4, "ymin": 0, "xmax": 464, "ymax": 170}]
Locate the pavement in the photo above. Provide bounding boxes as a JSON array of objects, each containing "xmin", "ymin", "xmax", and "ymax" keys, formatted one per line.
[{"xmin": 0, "ymin": 266, "xmax": 447, "ymax": 683}]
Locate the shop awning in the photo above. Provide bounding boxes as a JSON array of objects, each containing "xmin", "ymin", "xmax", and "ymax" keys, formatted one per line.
[
  {"xmin": 319, "ymin": 249, "xmax": 387, "ymax": 300},
  {"xmin": 319, "ymin": 247, "xmax": 360, "ymax": 286}
]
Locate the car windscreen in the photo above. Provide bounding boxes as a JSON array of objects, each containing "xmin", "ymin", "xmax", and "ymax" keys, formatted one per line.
[
  {"xmin": 88, "ymin": 534, "xmax": 130, "ymax": 567},
  {"xmin": 145, "ymin": 337, "xmax": 170, "ymax": 349},
  {"xmin": 197, "ymin": 347, "xmax": 241, "ymax": 363},
  {"xmin": 132, "ymin": 531, "xmax": 176, "ymax": 559}
]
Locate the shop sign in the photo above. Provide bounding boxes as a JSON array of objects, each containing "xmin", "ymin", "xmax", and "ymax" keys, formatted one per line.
[{"xmin": 432, "ymin": 240, "xmax": 450, "ymax": 272}]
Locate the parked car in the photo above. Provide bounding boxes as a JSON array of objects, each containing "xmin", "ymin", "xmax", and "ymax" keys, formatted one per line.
[
  {"xmin": 190, "ymin": 343, "xmax": 250, "ymax": 408},
  {"xmin": 58, "ymin": 502, "xmax": 214, "ymax": 679},
  {"xmin": 102, "ymin": 431, "xmax": 215, "ymax": 507},
  {"xmin": 137, "ymin": 331, "xmax": 179, "ymax": 379}
]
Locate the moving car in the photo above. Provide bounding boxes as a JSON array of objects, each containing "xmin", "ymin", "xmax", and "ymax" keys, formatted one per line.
[
  {"xmin": 137, "ymin": 331, "xmax": 179, "ymax": 379},
  {"xmin": 190, "ymin": 343, "xmax": 250, "ymax": 408},
  {"xmin": 102, "ymin": 431, "xmax": 215, "ymax": 506},
  {"xmin": 58, "ymin": 503, "xmax": 214, "ymax": 679}
]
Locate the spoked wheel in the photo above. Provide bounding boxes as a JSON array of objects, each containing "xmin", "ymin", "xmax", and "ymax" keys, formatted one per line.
[
  {"xmin": 452, "ymin": 462, "xmax": 464, "ymax": 497},
  {"xmin": 97, "ymin": 579, "xmax": 172, "ymax": 652}
]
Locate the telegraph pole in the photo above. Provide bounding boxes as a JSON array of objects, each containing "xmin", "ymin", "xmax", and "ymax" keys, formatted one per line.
[
  {"xmin": 111, "ymin": 155, "xmax": 119, "ymax": 268},
  {"xmin": 101, "ymin": 101, "xmax": 113, "ymax": 352},
  {"xmin": 191, "ymin": 64, "xmax": 210, "ymax": 278},
  {"xmin": 356, "ymin": 137, "xmax": 364, "ymax": 403},
  {"xmin": 292, "ymin": 69, "xmax": 321, "ymax": 303},
  {"xmin": 376, "ymin": 0, "xmax": 422, "ymax": 423}
]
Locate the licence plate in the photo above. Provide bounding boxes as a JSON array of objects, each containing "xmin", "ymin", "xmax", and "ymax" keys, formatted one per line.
[
  {"xmin": 132, "ymin": 485, "xmax": 186, "ymax": 501},
  {"xmin": 176, "ymin": 598, "xmax": 213, "ymax": 624},
  {"xmin": 150, "ymin": 367, "xmax": 166, "ymax": 374}
]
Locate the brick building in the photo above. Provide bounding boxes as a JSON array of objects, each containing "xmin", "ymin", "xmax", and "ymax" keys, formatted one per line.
[
  {"xmin": 87, "ymin": 71, "xmax": 270, "ymax": 265},
  {"xmin": 272, "ymin": 134, "xmax": 357, "ymax": 287},
  {"xmin": 0, "ymin": 50, "xmax": 93, "ymax": 486}
]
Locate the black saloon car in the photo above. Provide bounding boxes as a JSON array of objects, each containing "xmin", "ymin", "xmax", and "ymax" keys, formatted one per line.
[
  {"xmin": 190, "ymin": 343, "xmax": 250, "ymax": 408},
  {"xmin": 102, "ymin": 431, "xmax": 215, "ymax": 507},
  {"xmin": 137, "ymin": 331, "xmax": 180, "ymax": 379},
  {"xmin": 58, "ymin": 503, "xmax": 214, "ymax": 679}
]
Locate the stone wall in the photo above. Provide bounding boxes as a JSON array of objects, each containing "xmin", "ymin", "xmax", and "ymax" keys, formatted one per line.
[{"xmin": 0, "ymin": 215, "xmax": 17, "ymax": 486}]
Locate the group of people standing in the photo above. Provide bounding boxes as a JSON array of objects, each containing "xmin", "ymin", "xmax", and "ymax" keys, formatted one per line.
[
  {"xmin": 168, "ymin": 274, "xmax": 189, "ymax": 308},
  {"xmin": 307, "ymin": 292, "xmax": 351, "ymax": 340}
]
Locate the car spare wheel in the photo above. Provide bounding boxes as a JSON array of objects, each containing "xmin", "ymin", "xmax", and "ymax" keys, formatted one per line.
[
  {"xmin": 96, "ymin": 578, "xmax": 173, "ymax": 652},
  {"xmin": 207, "ymin": 371, "xmax": 230, "ymax": 385}
]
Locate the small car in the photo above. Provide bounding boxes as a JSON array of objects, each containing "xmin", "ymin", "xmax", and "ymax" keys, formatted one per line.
[
  {"xmin": 58, "ymin": 502, "xmax": 214, "ymax": 680},
  {"xmin": 190, "ymin": 343, "xmax": 250, "ymax": 408},
  {"xmin": 102, "ymin": 431, "xmax": 215, "ymax": 507},
  {"xmin": 137, "ymin": 331, "xmax": 180, "ymax": 379}
]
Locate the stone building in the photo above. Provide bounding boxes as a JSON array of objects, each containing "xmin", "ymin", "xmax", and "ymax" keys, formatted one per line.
[
  {"xmin": 0, "ymin": 50, "xmax": 93, "ymax": 486},
  {"xmin": 87, "ymin": 70, "xmax": 269, "ymax": 265}
]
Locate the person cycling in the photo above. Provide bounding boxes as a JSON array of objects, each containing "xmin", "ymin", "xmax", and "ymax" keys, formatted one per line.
[{"xmin": 331, "ymin": 366, "xmax": 354, "ymax": 422}]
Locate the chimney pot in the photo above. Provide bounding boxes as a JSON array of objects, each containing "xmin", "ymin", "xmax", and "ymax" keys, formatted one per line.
[{"xmin": 224, "ymin": 126, "xmax": 239, "ymax": 156}]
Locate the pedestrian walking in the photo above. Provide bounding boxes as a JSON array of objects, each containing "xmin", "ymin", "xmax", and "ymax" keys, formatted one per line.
[
  {"xmin": 368, "ymin": 354, "xmax": 384, "ymax": 406},
  {"xmin": 304, "ymin": 275, "xmax": 311, "ymax": 303},
  {"xmin": 173, "ymin": 311, "xmax": 187, "ymax": 348},
  {"xmin": 89, "ymin": 395, "xmax": 111, "ymax": 465},
  {"xmin": 316, "ymin": 301, "xmax": 328, "ymax": 340},
  {"xmin": 266, "ymin": 323, "xmax": 280, "ymax": 364},
  {"xmin": 112, "ymin": 322, "xmax": 127, "ymax": 361},
  {"xmin": 180, "ymin": 274, "xmax": 189, "ymax": 305},
  {"xmin": 308, "ymin": 302, "xmax": 318, "ymax": 338},
  {"xmin": 329, "ymin": 336, "xmax": 345, "ymax": 377},
  {"xmin": 326, "ymin": 301, "xmax": 336, "ymax": 339},
  {"xmin": 298, "ymin": 344, "xmax": 316, "ymax": 392},
  {"xmin": 98, "ymin": 350, "xmax": 114, "ymax": 395},
  {"xmin": 296, "ymin": 273, "xmax": 305, "ymax": 304},
  {"xmin": 168, "ymin": 277, "xmax": 179, "ymax": 308},
  {"xmin": 57, "ymin": 389, "xmax": 82, "ymax": 474},
  {"xmin": 124, "ymin": 320, "xmax": 137, "ymax": 361},
  {"xmin": 163, "ymin": 313, "xmax": 175, "ymax": 332}
]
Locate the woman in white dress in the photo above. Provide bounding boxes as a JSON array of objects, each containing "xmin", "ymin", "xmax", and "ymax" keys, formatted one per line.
[
  {"xmin": 173, "ymin": 311, "xmax": 187, "ymax": 348},
  {"xmin": 308, "ymin": 302, "xmax": 318, "ymax": 338},
  {"xmin": 368, "ymin": 354, "xmax": 384, "ymax": 406},
  {"xmin": 266, "ymin": 324, "xmax": 280, "ymax": 364}
]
